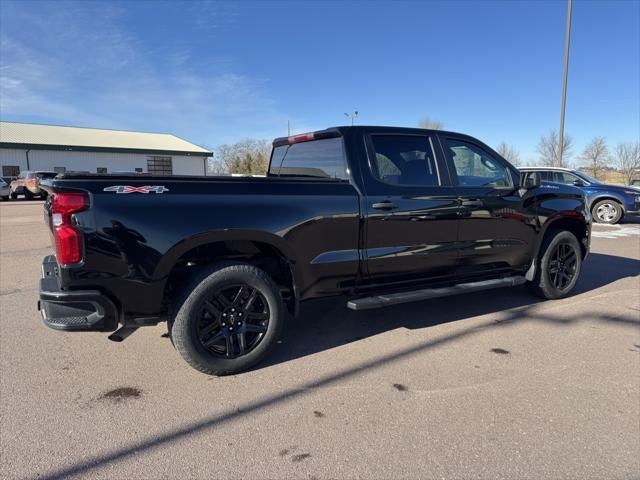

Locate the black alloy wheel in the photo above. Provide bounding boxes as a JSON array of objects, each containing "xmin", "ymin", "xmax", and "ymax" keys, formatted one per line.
[
  {"xmin": 546, "ymin": 241, "xmax": 578, "ymax": 291},
  {"xmin": 196, "ymin": 284, "xmax": 270, "ymax": 358},
  {"xmin": 171, "ymin": 263, "xmax": 285, "ymax": 375}
]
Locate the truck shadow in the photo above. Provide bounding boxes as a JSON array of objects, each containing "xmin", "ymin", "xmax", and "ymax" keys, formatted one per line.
[{"xmin": 261, "ymin": 251, "xmax": 640, "ymax": 370}]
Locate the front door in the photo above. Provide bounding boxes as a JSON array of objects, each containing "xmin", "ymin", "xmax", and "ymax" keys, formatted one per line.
[
  {"xmin": 361, "ymin": 133, "xmax": 460, "ymax": 290},
  {"xmin": 440, "ymin": 135, "xmax": 537, "ymax": 274}
]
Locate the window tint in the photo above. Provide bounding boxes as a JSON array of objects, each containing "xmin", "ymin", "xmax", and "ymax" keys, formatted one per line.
[
  {"xmin": 2, "ymin": 166, "xmax": 19, "ymax": 177},
  {"xmin": 269, "ymin": 137, "xmax": 348, "ymax": 180},
  {"xmin": 147, "ymin": 156, "xmax": 173, "ymax": 176},
  {"xmin": 445, "ymin": 139, "xmax": 511, "ymax": 188},
  {"xmin": 37, "ymin": 172, "xmax": 58, "ymax": 179},
  {"xmin": 369, "ymin": 135, "xmax": 440, "ymax": 186},
  {"xmin": 554, "ymin": 171, "xmax": 581, "ymax": 185}
]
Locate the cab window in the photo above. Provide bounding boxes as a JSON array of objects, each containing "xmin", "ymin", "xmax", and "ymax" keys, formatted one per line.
[
  {"xmin": 445, "ymin": 139, "xmax": 512, "ymax": 188},
  {"xmin": 369, "ymin": 135, "xmax": 440, "ymax": 186},
  {"xmin": 269, "ymin": 137, "xmax": 348, "ymax": 180}
]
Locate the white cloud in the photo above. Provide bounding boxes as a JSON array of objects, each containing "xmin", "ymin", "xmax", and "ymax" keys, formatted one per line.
[{"xmin": 0, "ymin": 1, "xmax": 289, "ymax": 145}]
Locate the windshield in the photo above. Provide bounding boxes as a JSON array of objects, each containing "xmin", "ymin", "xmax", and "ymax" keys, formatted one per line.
[{"xmin": 574, "ymin": 171, "xmax": 601, "ymax": 184}]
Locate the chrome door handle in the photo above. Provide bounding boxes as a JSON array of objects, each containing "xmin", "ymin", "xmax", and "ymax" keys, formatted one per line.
[
  {"xmin": 372, "ymin": 201, "xmax": 398, "ymax": 210},
  {"xmin": 461, "ymin": 199, "xmax": 483, "ymax": 207}
]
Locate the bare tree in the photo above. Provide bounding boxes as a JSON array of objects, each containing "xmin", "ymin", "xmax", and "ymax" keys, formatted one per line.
[
  {"xmin": 419, "ymin": 117, "xmax": 444, "ymax": 130},
  {"xmin": 212, "ymin": 139, "xmax": 272, "ymax": 175},
  {"xmin": 614, "ymin": 142, "xmax": 640, "ymax": 185},
  {"xmin": 536, "ymin": 130, "xmax": 573, "ymax": 167},
  {"xmin": 495, "ymin": 142, "xmax": 521, "ymax": 166},
  {"xmin": 578, "ymin": 136, "xmax": 609, "ymax": 180}
]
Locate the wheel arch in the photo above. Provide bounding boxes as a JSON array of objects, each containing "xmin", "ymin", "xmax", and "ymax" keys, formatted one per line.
[
  {"xmin": 535, "ymin": 214, "xmax": 589, "ymax": 261},
  {"xmin": 589, "ymin": 194, "xmax": 626, "ymax": 213},
  {"xmin": 157, "ymin": 230, "xmax": 299, "ymax": 317}
]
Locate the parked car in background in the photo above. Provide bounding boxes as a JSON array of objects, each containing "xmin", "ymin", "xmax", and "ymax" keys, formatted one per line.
[
  {"xmin": 10, "ymin": 171, "xmax": 58, "ymax": 200},
  {"xmin": 520, "ymin": 167, "xmax": 640, "ymax": 224},
  {"xmin": 0, "ymin": 178, "xmax": 10, "ymax": 200},
  {"xmin": 629, "ymin": 179, "xmax": 640, "ymax": 188}
]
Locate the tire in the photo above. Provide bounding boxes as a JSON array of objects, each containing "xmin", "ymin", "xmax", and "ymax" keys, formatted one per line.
[
  {"xmin": 527, "ymin": 229, "xmax": 582, "ymax": 300},
  {"xmin": 24, "ymin": 189, "xmax": 34, "ymax": 200},
  {"xmin": 40, "ymin": 191, "xmax": 48, "ymax": 200},
  {"xmin": 10, "ymin": 191, "xmax": 17, "ymax": 199},
  {"xmin": 171, "ymin": 262, "xmax": 285, "ymax": 376},
  {"xmin": 592, "ymin": 199, "xmax": 623, "ymax": 224}
]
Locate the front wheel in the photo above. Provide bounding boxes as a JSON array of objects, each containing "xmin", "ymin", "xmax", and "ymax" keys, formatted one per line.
[
  {"xmin": 527, "ymin": 230, "xmax": 582, "ymax": 300},
  {"xmin": 171, "ymin": 263, "xmax": 285, "ymax": 376},
  {"xmin": 10, "ymin": 191, "xmax": 17, "ymax": 199},
  {"xmin": 592, "ymin": 199, "xmax": 623, "ymax": 224}
]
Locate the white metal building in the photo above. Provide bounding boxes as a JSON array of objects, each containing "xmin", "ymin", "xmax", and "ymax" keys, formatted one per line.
[{"xmin": 0, "ymin": 121, "xmax": 212, "ymax": 177}]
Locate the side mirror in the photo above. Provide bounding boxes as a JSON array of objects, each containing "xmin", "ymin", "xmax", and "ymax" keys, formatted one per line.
[
  {"xmin": 521, "ymin": 172, "xmax": 541, "ymax": 190},
  {"xmin": 573, "ymin": 179, "xmax": 585, "ymax": 187}
]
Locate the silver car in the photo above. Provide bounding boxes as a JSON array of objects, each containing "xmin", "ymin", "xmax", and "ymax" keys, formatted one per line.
[{"xmin": 0, "ymin": 178, "xmax": 10, "ymax": 201}]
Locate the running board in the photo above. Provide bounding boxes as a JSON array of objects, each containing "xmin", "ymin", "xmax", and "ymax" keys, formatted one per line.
[{"xmin": 347, "ymin": 276, "xmax": 527, "ymax": 311}]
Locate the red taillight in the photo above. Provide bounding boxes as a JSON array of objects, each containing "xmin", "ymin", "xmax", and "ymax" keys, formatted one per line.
[{"xmin": 51, "ymin": 192, "xmax": 89, "ymax": 264}]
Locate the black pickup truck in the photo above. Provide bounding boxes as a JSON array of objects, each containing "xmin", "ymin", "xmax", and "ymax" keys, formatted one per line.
[{"xmin": 39, "ymin": 126, "xmax": 591, "ymax": 375}]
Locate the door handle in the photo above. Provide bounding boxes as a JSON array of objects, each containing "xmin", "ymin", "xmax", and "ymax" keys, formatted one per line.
[
  {"xmin": 372, "ymin": 201, "xmax": 398, "ymax": 210},
  {"xmin": 461, "ymin": 199, "xmax": 483, "ymax": 207}
]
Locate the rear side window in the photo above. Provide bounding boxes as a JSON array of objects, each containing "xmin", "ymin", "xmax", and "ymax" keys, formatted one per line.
[
  {"xmin": 269, "ymin": 137, "xmax": 348, "ymax": 180},
  {"xmin": 369, "ymin": 135, "xmax": 440, "ymax": 186}
]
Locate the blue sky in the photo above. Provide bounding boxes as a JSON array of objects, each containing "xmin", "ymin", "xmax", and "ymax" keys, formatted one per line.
[{"xmin": 1, "ymin": 0, "xmax": 638, "ymax": 163}]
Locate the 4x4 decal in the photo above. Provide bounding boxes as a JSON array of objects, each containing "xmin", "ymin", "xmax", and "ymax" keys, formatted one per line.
[{"xmin": 103, "ymin": 185, "xmax": 169, "ymax": 194}]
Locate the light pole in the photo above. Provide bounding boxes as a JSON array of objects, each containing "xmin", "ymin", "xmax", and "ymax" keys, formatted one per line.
[
  {"xmin": 344, "ymin": 111, "xmax": 358, "ymax": 126},
  {"xmin": 558, "ymin": 0, "xmax": 572, "ymax": 167}
]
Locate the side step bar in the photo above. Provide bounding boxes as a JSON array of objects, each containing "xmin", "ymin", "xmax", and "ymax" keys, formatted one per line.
[{"xmin": 347, "ymin": 276, "xmax": 527, "ymax": 311}]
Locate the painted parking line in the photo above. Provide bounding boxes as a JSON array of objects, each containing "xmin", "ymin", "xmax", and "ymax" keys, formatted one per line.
[{"xmin": 591, "ymin": 224, "xmax": 640, "ymax": 239}]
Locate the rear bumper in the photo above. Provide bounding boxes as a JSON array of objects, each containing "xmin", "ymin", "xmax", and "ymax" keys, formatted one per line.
[{"xmin": 38, "ymin": 255, "xmax": 119, "ymax": 332}]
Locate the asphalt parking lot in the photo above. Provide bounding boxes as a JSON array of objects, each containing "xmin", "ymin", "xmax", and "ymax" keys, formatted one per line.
[{"xmin": 1, "ymin": 201, "xmax": 639, "ymax": 479}]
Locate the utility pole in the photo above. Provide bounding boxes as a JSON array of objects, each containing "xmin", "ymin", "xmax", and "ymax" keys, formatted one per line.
[
  {"xmin": 344, "ymin": 111, "xmax": 358, "ymax": 126},
  {"xmin": 558, "ymin": 0, "xmax": 572, "ymax": 167},
  {"xmin": 287, "ymin": 120, "xmax": 291, "ymax": 136}
]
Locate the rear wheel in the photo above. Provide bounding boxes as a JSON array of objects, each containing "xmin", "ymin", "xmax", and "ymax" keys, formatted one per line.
[
  {"xmin": 171, "ymin": 263, "xmax": 285, "ymax": 376},
  {"xmin": 527, "ymin": 230, "xmax": 582, "ymax": 299},
  {"xmin": 10, "ymin": 191, "xmax": 17, "ymax": 199},
  {"xmin": 592, "ymin": 199, "xmax": 623, "ymax": 224}
]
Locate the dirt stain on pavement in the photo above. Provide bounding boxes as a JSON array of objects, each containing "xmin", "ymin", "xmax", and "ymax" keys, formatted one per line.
[
  {"xmin": 393, "ymin": 383, "xmax": 408, "ymax": 391},
  {"xmin": 491, "ymin": 348, "xmax": 510, "ymax": 355},
  {"xmin": 313, "ymin": 410, "xmax": 325, "ymax": 418},
  {"xmin": 279, "ymin": 447, "xmax": 295, "ymax": 457},
  {"xmin": 99, "ymin": 387, "xmax": 142, "ymax": 402},
  {"xmin": 292, "ymin": 453, "xmax": 312, "ymax": 462}
]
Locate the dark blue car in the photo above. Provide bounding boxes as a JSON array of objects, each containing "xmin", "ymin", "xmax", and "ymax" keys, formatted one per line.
[{"xmin": 520, "ymin": 167, "xmax": 640, "ymax": 224}]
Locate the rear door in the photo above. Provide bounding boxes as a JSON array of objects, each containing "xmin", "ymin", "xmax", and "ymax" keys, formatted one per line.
[
  {"xmin": 441, "ymin": 135, "xmax": 537, "ymax": 273},
  {"xmin": 361, "ymin": 133, "xmax": 460, "ymax": 289}
]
